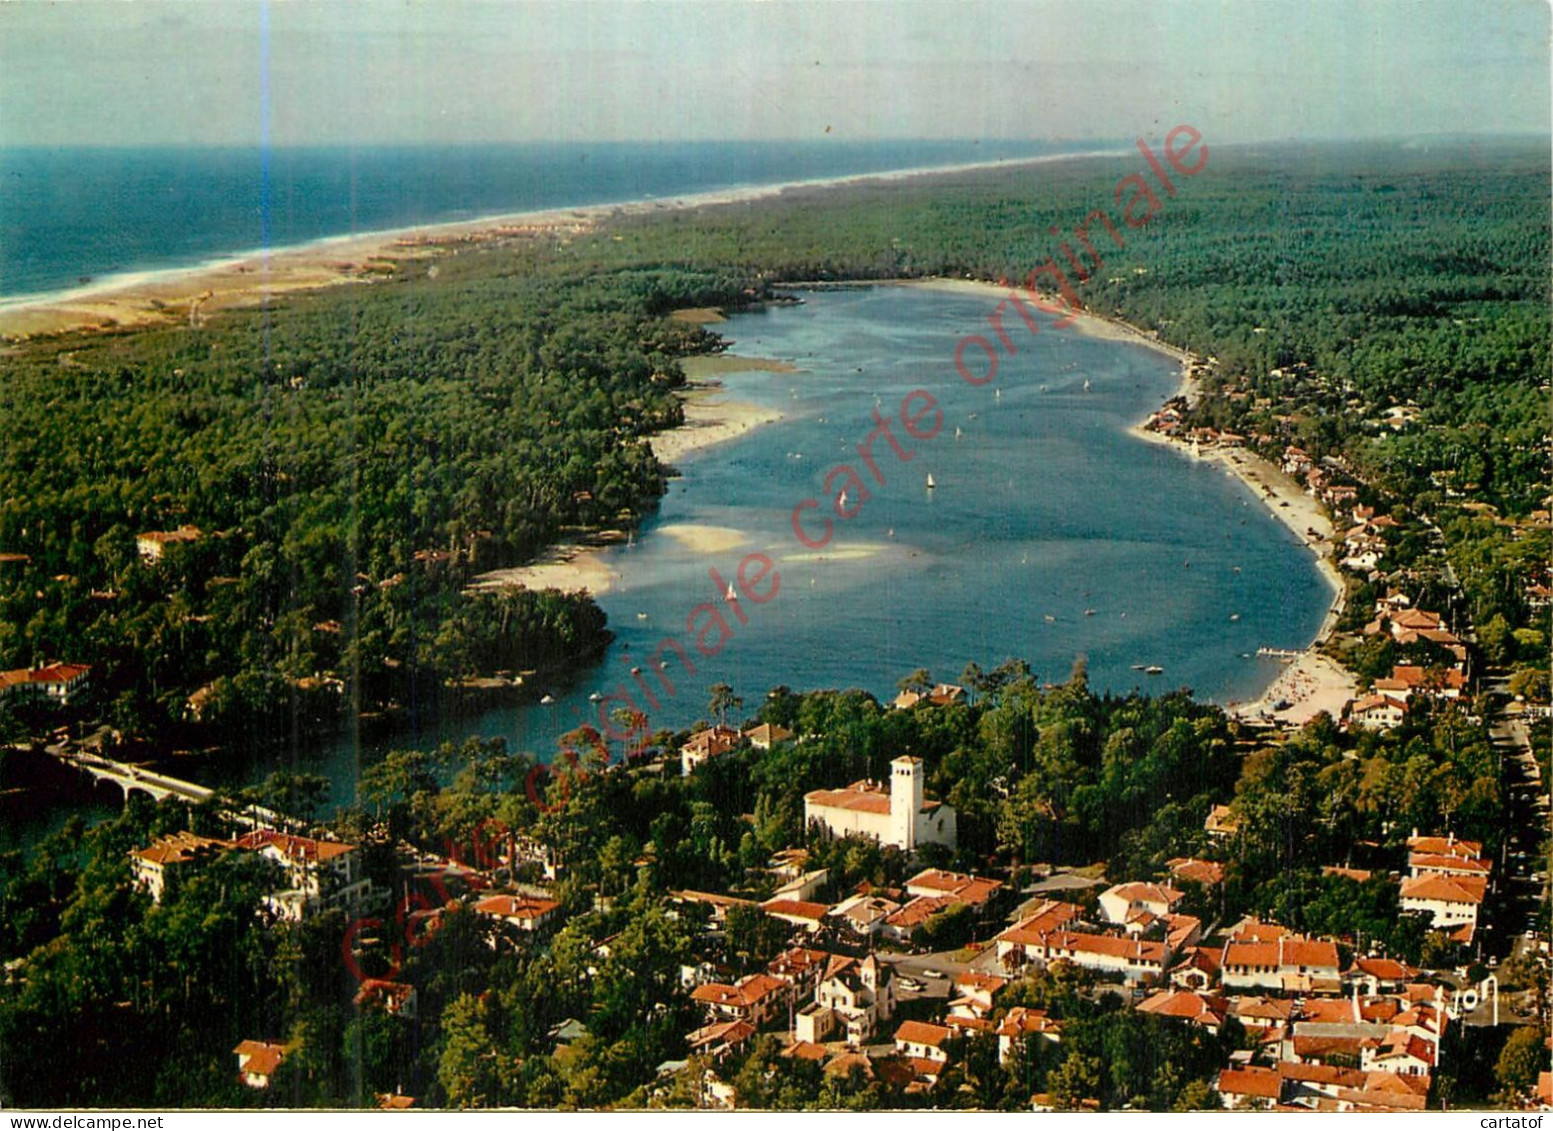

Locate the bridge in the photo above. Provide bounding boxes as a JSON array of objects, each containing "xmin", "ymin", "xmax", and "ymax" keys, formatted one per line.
[
  {"xmin": 47, "ymin": 746, "xmax": 290, "ymax": 829},
  {"xmin": 52, "ymin": 747, "xmax": 216, "ymax": 805}
]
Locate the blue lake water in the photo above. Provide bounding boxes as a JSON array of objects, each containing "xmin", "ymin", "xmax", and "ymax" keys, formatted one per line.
[{"xmin": 286, "ymin": 285, "xmax": 1333, "ymax": 802}]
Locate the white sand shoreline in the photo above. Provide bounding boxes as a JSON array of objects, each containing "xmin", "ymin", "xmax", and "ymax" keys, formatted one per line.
[
  {"xmin": 901, "ymin": 277, "xmax": 1352, "ymax": 722},
  {"xmin": 1, "ymin": 148, "xmax": 1126, "ymax": 339}
]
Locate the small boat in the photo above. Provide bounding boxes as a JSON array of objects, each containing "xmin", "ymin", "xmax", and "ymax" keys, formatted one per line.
[
  {"xmin": 839, "ymin": 489, "xmax": 849, "ymax": 510},
  {"xmin": 540, "ymin": 694, "xmax": 556, "ymax": 704},
  {"xmin": 1044, "ymin": 614, "xmax": 1056, "ymax": 623},
  {"xmin": 1145, "ymin": 666, "xmax": 1164, "ymax": 675},
  {"xmin": 636, "ymin": 611, "xmax": 648, "ymax": 620},
  {"xmin": 1229, "ymin": 613, "xmax": 1241, "ymax": 622},
  {"xmin": 725, "ymin": 583, "xmax": 739, "ymax": 602},
  {"xmin": 1083, "ymin": 378, "xmax": 1091, "ymax": 392},
  {"xmin": 630, "ymin": 666, "xmax": 642, "ymax": 675},
  {"xmin": 954, "ymin": 427, "xmax": 963, "ymax": 439},
  {"xmin": 995, "ymin": 388, "xmax": 1002, "ymax": 400},
  {"xmin": 926, "ymin": 474, "xmax": 936, "ymax": 490},
  {"xmin": 1084, "ymin": 608, "xmax": 1096, "ymax": 617},
  {"xmin": 588, "ymin": 692, "xmax": 604, "ymax": 702},
  {"xmin": 1233, "ymin": 565, "xmax": 1242, "ymax": 572},
  {"xmin": 1131, "ymin": 664, "xmax": 1147, "ymax": 671},
  {"xmin": 887, "ymin": 527, "xmax": 894, "ymax": 538}
]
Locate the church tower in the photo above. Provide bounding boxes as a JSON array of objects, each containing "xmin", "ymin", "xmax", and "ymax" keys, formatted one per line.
[{"xmin": 889, "ymin": 756, "xmax": 924, "ymax": 849}]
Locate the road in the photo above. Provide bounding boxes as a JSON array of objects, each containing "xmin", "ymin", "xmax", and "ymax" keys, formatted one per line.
[{"xmin": 1485, "ymin": 671, "xmax": 1551, "ymax": 957}]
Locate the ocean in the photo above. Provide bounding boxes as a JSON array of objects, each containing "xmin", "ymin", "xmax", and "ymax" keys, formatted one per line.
[{"xmin": 0, "ymin": 140, "xmax": 1087, "ymax": 302}]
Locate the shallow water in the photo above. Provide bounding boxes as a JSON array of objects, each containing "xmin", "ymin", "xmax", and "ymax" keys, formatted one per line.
[{"xmin": 290, "ymin": 285, "xmax": 1332, "ymax": 799}]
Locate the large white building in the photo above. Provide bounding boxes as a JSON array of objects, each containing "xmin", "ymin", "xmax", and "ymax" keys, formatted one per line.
[{"xmin": 802, "ymin": 756, "xmax": 956, "ymax": 851}]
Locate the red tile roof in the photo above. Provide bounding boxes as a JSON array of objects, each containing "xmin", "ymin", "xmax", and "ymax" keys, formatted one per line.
[
  {"xmin": 236, "ymin": 829, "xmax": 355, "ymax": 863},
  {"xmin": 1167, "ymin": 857, "xmax": 1225, "ymax": 886},
  {"xmin": 234, "ymin": 1040, "xmax": 287, "ymax": 1078},
  {"xmin": 472, "ymin": 895, "xmax": 560, "ymax": 921},
  {"xmin": 804, "ymin": 782, "xmax": 892, "ymax": 815},
  {"xmin": 895, "ymin": 1020, "xmax": 951, "ymax": 1047},
  {"xmin": 998, "ymin": 1007, "xmax": 1060, "ymax": 1038},
  {"xmin": 691, "ymin": 973, "xmax": 787, "ymax": 1009},
  {"xmin": 1400, "ymin": 872, "xmax": 1487, "ymax": 905},
  {"xmin": 1404, "ymin": 833, "xmax": 1482, "ymax": 859},
  {"xmin": 1217, "ymin": 1066, "xmax": 1281, "ymax": 1100},
  {"xmin": 995, "ymin": 900, "xmax": 1080, "ymax": 945},
  {"xmin": 1137, "ymin": 990, "xmax": 1228, "ymax": 1025},
  {"xmin": 761, "ymin": 899, "xmax": 830, "ymax": 922}
]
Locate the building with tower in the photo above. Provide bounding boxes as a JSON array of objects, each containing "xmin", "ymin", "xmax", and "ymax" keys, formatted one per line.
[{"xmin": 802, "ymin": 756, "xmax": 956, "ymax": 851}]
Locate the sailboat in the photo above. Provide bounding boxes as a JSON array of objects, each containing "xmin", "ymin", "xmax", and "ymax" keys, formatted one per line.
[
  {"xmin": 725, "ymin": 582, "xmax": 739, "ymax": 602},
  {"xmin": 925, "ymin": 474, "xmax": 936, "ymax": 490}
]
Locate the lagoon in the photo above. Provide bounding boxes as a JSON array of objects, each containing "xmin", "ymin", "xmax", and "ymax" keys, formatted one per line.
[{"xmin": 283, "ymin": 284, "xmax": 1332, "ymax": 802}]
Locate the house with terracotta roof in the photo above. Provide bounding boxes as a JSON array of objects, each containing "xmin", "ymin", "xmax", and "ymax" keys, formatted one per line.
[
  {"xmin": 234, "ymin": 829, "xmax": 369, "ymax": 921},
  {"xmin": 803, "ymin": 757, "xmax": 956, "ymax": 851},
  {"xmin": 891, "ymin": 683, "xmax": 966, "ymax": 710},
  {"xmin": 826, "ymin": 893, "xmax": 902, "ymax": 940},
  {"xmin": 1229, "ymin": 995, "xmax": 1295, "ymax": 1036},
  {"xmin": 948, "ymin": 971, "xmax": 1007, "ymax": 1020},
  {"xmin": 691, "ymin": 973, "xmax": 790, "ymax": 1029},
  {"xmin": 1014, "ymin": 929, "xmax": 1169, "ymax": 984},
  {"xmin": 1398, "ymin": 872, "xmax": 1486, "ymax": 939},
  {"xmin": 742, "ymin": 722, "xmax": 794, "ymax": 750},
  {"xmin": 234, "ymin": 1040, "xmax": 288, "ymax": 1089},
  {"xmin": 680, "ymin": 725, "xmax": 744, "ymax": 776},
  {"xmin": 795, "ymin": 954, "xmax": 895, "ymax": 1046},
  {"xmin": 1348, "ymin": 693, "xmax": 1408, "ymax": 731},
  {"xmin": 687, "ymin": 1019, "xmax": 756, "ymax": 1063},
  {"xmin": 760, "ymin": 897, "xmax": 830, "ymax": 933},
  {"xmin": 1168, "ymin": 946, "xmax": 1222, "ymax": 991},
  {"xmin": 0, "ymin": 663, "xmax": 91, "ymax": 708},
  {"xmin": 1204, "ymin": 804, "xmax": 1240, "ymax": 838},
  {"xmin": 1221, "ymin": 936, "xmax": 1341, "ymax": 992},
  {"xmin": 993, "ymin": 900, "xmax": 1082, "ymax": 970},
  {"xmin": 1379, "ymin": 664, "xmax": 1468, "ymax": 701},
  {"xmin": 353, "ymin": 978, "xmax": 418, "ymax": 1019},
  {"xmin": 905, "ymin": 868, "xmax": 1003, "ymax": 907},
  {"xmin": 1405, "ymin": 832, "xmax": 1483, "ymax": 860},
  {"xmin": 765, "ymin": 946, "xmax": 830, "ymax": 999},
  {"xmin": 129, "ymin": 831, "xmax": 234, "ymax": 903},
  {"xmin": 1406, "ymin": 851, "xmax": 1490, "ymax": 880},
  {"xmin": 1098, "ymin": 881, "xmax": 1184, "ymax": 927},
  {"xmin": 895, "ymin": 1019, "xmax": 951, "ymax": 1063},
  {"xmin": 1345, "ymin": 956, "xmax": 1421, "ymax": 992},
  {"xmin": 996, "ymin": 1007, "xmax": 1061, "ymax": 1065},
  {"xmin": 472, "ymin": 894, "xmax": 562, "ymax": 937},
  {"xmin": 1216, "ymin": 1065, "xmax": 1282, "ymax": 1109},
  {"xmin": 1167, "ymin": 857, "xmax": 1225, "ymax": 888},
  {"xmin": 883, "ymin": 894, "xmax": 957, "ymax": 943},
  {"xmin": 1136, "ymin": 989, "xmax": 1229, "ymax": 1034}
]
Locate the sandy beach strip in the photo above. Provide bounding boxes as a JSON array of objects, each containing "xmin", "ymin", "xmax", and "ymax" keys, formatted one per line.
[
  {"xmin": 0, "ymin": 149, "xmax": 1125, "ymax": 341},
  {"xmin": 467, "ymin": 357, "xmax": 785, "ymax": 595},
  {"xmin": 469, "ymin": 539, "xmax": 622, "ymax": 596},
  {"xmin": 901, "ymin": 277, "xmax": 1353, "ymax": 721},
  {"xmin": 1228, "ymin": 650, "xmax": 1358, "ymax": 727}
]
